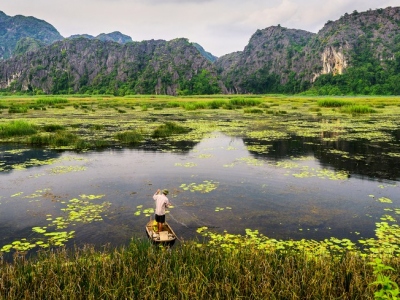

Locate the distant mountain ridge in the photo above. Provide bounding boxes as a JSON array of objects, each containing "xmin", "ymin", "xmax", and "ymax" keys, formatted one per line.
[
  {"xmin": 0, "ymin": 11, "xmax": 63, "ymax": 59},
  {"xmin": 215, "ymin": 6, "xmax": 400, "ymax": 94},
  {"xmin": 0, "ymin": 37, "xmax": 223, "ymax": 95},
  {"xmin": 68, "ymin": 31, "xmax": 133, "ymax": 44},
  {"xmin": 0, "ymin": 7, "xmax": 399, "ymax": 95}
]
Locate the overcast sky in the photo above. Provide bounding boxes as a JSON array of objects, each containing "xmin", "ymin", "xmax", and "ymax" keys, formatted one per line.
[{"xmin": 2, "ymin": 0, "xmax": 398, "ymax": 57}]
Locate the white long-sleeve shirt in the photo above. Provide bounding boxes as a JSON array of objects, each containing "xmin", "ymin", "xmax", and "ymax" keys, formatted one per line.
[{"xmin": 153, "ymin": 193, "xmax": 170, "ymax": 216}]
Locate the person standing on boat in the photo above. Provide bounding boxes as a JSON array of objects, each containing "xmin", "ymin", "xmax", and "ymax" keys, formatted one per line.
[{"xmin": 153, "ymin": 189, "xmax": 171, "ymax": 233}]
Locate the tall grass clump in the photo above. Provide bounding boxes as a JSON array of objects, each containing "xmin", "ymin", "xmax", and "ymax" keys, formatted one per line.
[
  {"xmin": 166, "ymin": 101, "xmax": 181, "ymax": 108},
  {"xmin": 1, "ymin": 239, "xmax": 399, "ymax": 299},
  {"xmin": 340, "ymin": 105, "xmax": 377, "ymax": 114},
  {"xmin": 36, "ymin": 97, "xmax": 69, "ymax": 106},
  {"xmin": 152, "ymin": 122, "xmax": 190, "ymax": 138},
  {"xmin": 229, "ymin": 98, "xmax": 262, "ymax": 107},
  {"xmin": 29, "ymin": 132, "xmax": 79, "ymax": 147},
  {"xmin": 207, "ymin": 99, "xmax": 227, "ymax": 109},
  {"xmin": 182, "ymin": 102, "xmax": 207, "ymax": 110},
  {"xmin": 115, "ymin": 130, "xmax": 144, "ymax": 144},
  {"xmin": 243, "ymin": 108, "xmax": 264, "ymax": 114},
  {"xmin": 8, "ymin": 104, "xmax": 28, "ymax": 114},
  {"xmin": 0, "ymin": 120, "xmax": 37, "ymax": 138},
  {"xmin": 317, "ymin": 99, "xmax": 353, "ymax": 107},
  {"xmin": 43, "ymin": 124, "xmax": 65, "ymax": 132}
]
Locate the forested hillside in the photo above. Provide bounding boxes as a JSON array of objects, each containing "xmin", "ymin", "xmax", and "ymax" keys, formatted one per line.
[
  {"xmin": 0, "ymin": 37, "xmax": 223, "ymax": 95},
  {"xmin": 0, "ymin": 7, "xmax": 399, "ymax": 95},
  {"xmin": 216, "ymin": 6, "xmax": 400, "ymax": 95}
]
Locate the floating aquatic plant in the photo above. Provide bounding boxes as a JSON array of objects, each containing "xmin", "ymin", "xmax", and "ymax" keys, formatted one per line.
[
  {"xmin": 215, "ymin": 206, "xmax": 232, "ymax": 212},
  {"xmin": 247, "ymin": 130, "xmax": 289, "ymax": 141},
  {"xmin": 378, "ymin": 197, "xmax": 393, "ymax": 204},
  {"xmin": 175, "ymin": 162, "xmax": 197, "ymax": 168},
  {"xmin": 0, "ymin": 194, "xmax": 110, "ymax": 253},
  {"xmin": 292, "ymin": 167, "xmax": 349, "ymax": 180},
  {"xmin": 197, "ymin": 154, "xmax": 212, "ymax": 159},
  {"xmin": 246, "ymin": 144, "xmax": 271, "ymax": 154},
  {"xmin": 236, "ymin": 157, "xmax": 264, "ymax": 166},
  {"xmin": 180, "ymin": 180, "xmax": 219, "ymax": 193},
  {"xmin": 49, "ymin": 165, "xmax": 87, "ymax": 174}
]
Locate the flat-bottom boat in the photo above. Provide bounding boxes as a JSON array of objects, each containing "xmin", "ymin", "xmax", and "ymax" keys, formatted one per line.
[{"xmin": 145, "ymin": 219, "xmax": 177, "ymax": 245}]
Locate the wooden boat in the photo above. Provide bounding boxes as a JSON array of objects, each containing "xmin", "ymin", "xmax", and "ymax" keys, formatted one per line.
[{"xmin": 145, "ymin": 218, "xmax": 177, "ymax": 244}]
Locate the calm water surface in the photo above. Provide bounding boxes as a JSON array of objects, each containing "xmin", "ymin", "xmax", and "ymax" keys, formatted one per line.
[{"xmin": 0, "ymin": 132, "xmax": 399, "ymax": 251}]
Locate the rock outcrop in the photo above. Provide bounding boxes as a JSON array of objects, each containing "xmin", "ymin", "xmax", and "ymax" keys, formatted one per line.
[
  {"xmin": 0, "ymin": 37, "xmax": 224, "ymax": 95},
  {"xmin": 0, "ymin": 11, "xmax": 63, "ymax": 59},
  {"xmin": 216, "ymin": 6, "xmax": 400, "ymax": 93}
]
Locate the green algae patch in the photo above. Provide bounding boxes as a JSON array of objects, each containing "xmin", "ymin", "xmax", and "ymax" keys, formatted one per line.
[
  {"xmin": 236, "ymin": 157, "xmax": 264, "ymax": 167},
  {"xmin": 0, "ymin": 194, "xmax": 110, "ymax": 253},
  {"xmin": 11, "ymin": 156, "xmax": 87, "ymax": 170},
  {"xmin": 49, "ymin": 165, "xmax": 87, "ymax": 174},
  {"xmin": 378, "ymin": 197, "xmax": 393, "ymax": 204},
  {"xmin": 175, "ymin": 162, "xmax": 197, "ymax": 168},
  {"xmin": 292, "ymin": 167, "xmax": 349, "ymax": 180},
  {"xmin": 247, "ymin": 130, "xmax": 289, "ymax": 141},
  {"xmin": 180, "ymin": 180, "xmax": 219, "ymax": 193}
]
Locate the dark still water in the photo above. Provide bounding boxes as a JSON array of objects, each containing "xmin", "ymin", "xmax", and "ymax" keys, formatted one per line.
[{"xmin": 0, "ymin": 132, "xmax": 399, "ymax": 252}]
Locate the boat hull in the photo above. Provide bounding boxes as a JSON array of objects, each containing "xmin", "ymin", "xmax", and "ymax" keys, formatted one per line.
[{"xmin": 146, "ymin": 219, "xmax": 177, "ymax": 245}]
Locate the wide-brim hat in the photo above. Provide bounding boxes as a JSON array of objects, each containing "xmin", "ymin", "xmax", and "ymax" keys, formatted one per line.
[{"xmin": 162, "ymin": 189, "xmax": 169, "ymax": 195}]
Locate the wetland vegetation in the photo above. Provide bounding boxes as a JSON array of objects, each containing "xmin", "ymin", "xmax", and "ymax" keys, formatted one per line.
[{"xmin": 0, "ymin": 94, "xmax": 400, "ymax": 298}]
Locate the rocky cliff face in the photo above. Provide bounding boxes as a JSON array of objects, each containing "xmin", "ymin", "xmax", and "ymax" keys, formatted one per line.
[
  {"xmin": 216, "ymin": 6, "xmax": 400, "ymax": 92},
  {"xmin": 0, "ymin": 6, "xmax": 399, "ymax": 95},
  {"xmin": 193, "ymin": 43, "xmax": 218, "ymax": 62},
  {"xmin": 0, "ymin": 37, "xmax": 223, "ymax": 95},
  {"xmin": 215, "ymin": 26, "xmax": 315, "ymax": 92},
  {"xmin": 68, "ymin": 32, "xmax": 133, "ymax": 44},
  {"xmin": 321, "ymin": 46, "xmax": 348, "ymax": 75},
  {"xmin": 0, "ymin": 11, "xmax": 63, "ymax": 59},
  {"xmin": 302, "ymin": 6, "xmax": 400, "ymax": 81}
]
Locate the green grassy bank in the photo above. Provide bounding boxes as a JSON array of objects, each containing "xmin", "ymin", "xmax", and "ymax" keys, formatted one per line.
[{"xmin": 1, "ymin": 239, "xmax": 399, "ymax": 300}]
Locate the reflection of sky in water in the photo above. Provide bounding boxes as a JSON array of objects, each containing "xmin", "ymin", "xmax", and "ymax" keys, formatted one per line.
[{"xmin": 0, "ymin": 132, "xmax": 399, "ymax": 250}]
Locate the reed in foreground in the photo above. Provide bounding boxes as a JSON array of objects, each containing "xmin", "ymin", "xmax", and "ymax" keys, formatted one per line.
[{"xmin": 1, "ymin": 239, "xmax": 399, "ymax": 299}]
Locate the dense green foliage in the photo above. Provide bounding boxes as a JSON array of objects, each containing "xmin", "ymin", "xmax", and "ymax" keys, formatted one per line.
[
  {"xmin": 178, "ymin": 70, "xmax": 221, "ymax": 95},
  {"xmin": 307, "ymin": 38, "xmax": 400, "ymax": 96}
]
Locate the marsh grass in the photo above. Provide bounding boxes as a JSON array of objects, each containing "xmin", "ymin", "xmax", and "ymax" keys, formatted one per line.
[
  {"xmin": 8, "ymin": 105, "xmax": 28, "ymax": 114},
  {"xmin": 115, "ymin": 130, "xmax": 144, "ymax": 144},
  {"xmin": 36, "ymin": 97, "xmax": 69, "ymax": 106},
  {"xmin": 317, "ymin": 99, "xmax": 353, "ymax": 107},
  {"xmin": 29, "ymin": 132, "xmax": 80, "ymax": 147},
  {"xmin": 152, "ymin": 122, "xmax": 190, "ymax": 138},
  {"xmin": 1, "ymin": 240, "xmax": 399, "ymax": 299},
  {"xmin": 43, "ymin": 124, "xmax": 65, "ymax": 132},
  {"xmin": 229, "ymin": 98, "xmax": 262, "ymax": 107},
  {"xmin": 90, "ymin": 124, "xmax": 105, "ymax": 131},
  {"xmin": 340, "ymin": 105, "xmax": 377, "ymax": 114},
  {"xmin": 0, "ymin": 120, "xmax": 37, "ymax": 138},
  {"xmin": 243, "ymin": 108, "xmax": 264, "ymax": 114}
]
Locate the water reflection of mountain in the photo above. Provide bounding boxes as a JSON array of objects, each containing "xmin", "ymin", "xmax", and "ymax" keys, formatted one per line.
[
  {"xmin": 244, "ymin": 135, "xmax": 400, "ymax": 181},
  {"xmin": 0, "ymin": 145, "xmax": 63, "ymax": 172}
]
